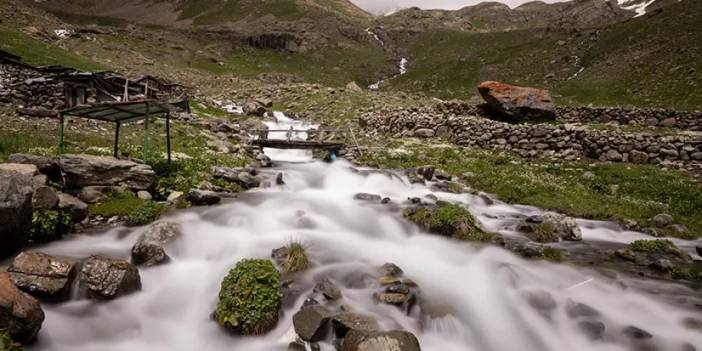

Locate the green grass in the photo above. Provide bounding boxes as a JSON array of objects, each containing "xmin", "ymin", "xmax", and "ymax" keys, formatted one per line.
[
  {"xmin": 543, "ymin": 247, "xmax": 565, "ymax": 262},
  {"xmin": 362, "ymin": 140, "xmax": 702, "ymax": 238},
  {"xmin": 388, "ymin": 0, "xmax": 702, "ymax": 110},
  {"xmin": 628, "ymin": 239, "xmax": 676, "ymax": 253},
  {"xmin": 0, "ymin": 25, "xmax": 103, "ymax": 71},
  {"xmin": 403, "ymin": 201, "xmax": 491, "ymax": 242},
  {"xmin": 217, "ymin": 259, "xmax": 282, "ymax": 335},
  {"xmin": 49, "ymin": 10, "xmax": 128, "ymax": 27},
  {"xmin": 178, "ymin": 0, "xmax": 303, "ymax": 24},
  {"xmin": 191, "ymin": 44, "xmax": 391, "ymax": 87},
  {"xmin": 280, "ymin": 241, "xmax": 309, "ymax": 274},
  {"xmin": 89, "ymin": 191, "xmax": 164, "ymax": 226}
]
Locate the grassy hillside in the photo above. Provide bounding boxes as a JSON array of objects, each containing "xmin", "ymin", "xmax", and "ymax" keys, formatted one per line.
[
  {"xmin": 0, "ymin": 24, "xmax": 103, "ymax": 71},
  {"xmin": 388, "ymin": 0, "xmax": 702, "ymax": 110}
]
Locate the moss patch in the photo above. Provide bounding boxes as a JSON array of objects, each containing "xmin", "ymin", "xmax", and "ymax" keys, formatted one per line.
[
  {"xmin": 89, "ymin": 192, "xmax": 164, "ymax": 226},
  {"xmin": 404, "ymin": 201, "xmax": 491, "ymax": 242},
  {"xmin": 670, "ymin": 266, "xmax": 702, "ymax": 281},
  {"xmin": 533, "ymin": 222, "xmax": 559, "ymax": 243},
  {"xmin": 0, "ymin": 330, "xmax": 22, "ymax": 351},
  {"xmin": 542, "ymin": 247, "xmax": 565, "ymax": 262},
  {"xmin": 216, "ymin": 259, "xmax": 282, "ymax": 335},
  {"xmin": 125, "ymin": 202, "xmax": 164, "ymax": 227},
  {"xmin": 628, "ymin": 239, "xmax": 676, "ymax": 254}
]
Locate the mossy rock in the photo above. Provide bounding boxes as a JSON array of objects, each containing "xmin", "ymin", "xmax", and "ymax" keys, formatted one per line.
[
  {"xmin": 0, "ymin": 330, "xmax": 22, "ymax": 351},
  {"xmin": 403, "ymin": 201, "xmax": 491, "ymax": 242},
  {"xmin": 626, "ymin": 239, "xmax": 689, "ymax": 260},
  {"xmin": 216, "ymin": 259, "xmax": 282, "ymax": 335},
  {"xmin": 272, "ymin": 242, "xmax": 309, "ymax": 274}
]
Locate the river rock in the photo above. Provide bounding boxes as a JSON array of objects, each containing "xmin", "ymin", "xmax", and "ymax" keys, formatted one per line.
[
  {"xmin": 276, "ymin": 172, "xmax": 285, "ymax": 185},
  {"xmin": 78, "ymin": 255, "xmax": 141, "ymax": 299},
  {"xmin": 651, "ymin": 213, "xmax": 674, "ymax": 228},
  {"xmin": 131, "ymin": 222, "xmax": 181, "ymax": 266},
  {"xmin": 565, "ymin": 300, "xmax": 600, "ymax": 319},
  {"xmin": 187, "ymin": 189, "xmax": 221, "ymax": 206},
  {"xmin": 0, "ymin": 166, "xmax": 34, "ymax": 258},
  {"xmin": 7, "ymin": 251, "xmax": 77, "ymax": 300},
  {"xmin": 381, "ymin": 263, "xmax": 404, "ymax": 277},
  {"xmin": 696, "ymin": 246, "xmax": 702, "ymax": 257},
  {"xmin": 339, "ymin": 329, "xmax": 421, "ymax": 351},
  {"xmin": 58, "ymin": 154, "xmax": 155, "ymax": 190},
  {"xmin": 621, "ymin": 325, "xmax": 653, "ymax": 340},
  {"xmin": 518, "ymin": 212, "xmax": 582, "ymax": 242},
  {"xmin": 32, "ymin": 186, "xmax": 58, "ymax": 210},
  {"xmin": 354, "ymin": 193, "xmax": 382, "ymax": 201},
  {"xmin": 577, "ymin": 320, "xmax": 606, "ymax": 340},
  {"xmin": 212, "ymin": 166, "xmax": 261, "ymax": 189},
  {"xmin": 477, "ymin": 81, "xmax": 555, "ymax": 120},
  {"xmin": 57, "ymin": 193, "xmax": 88, "ymax": 223},
  {"xmin": 314, "ymin": 278, "xmax": 342, "ymax": 301},
  {"xmin": 8, "ymin": 154, "xmax": 61, "ymax": 180},
  {"xmin": 256, "ymin": 153, "xmax": 273, "ymax": 168},
  {"xmin": 243, "ymin": 101, "xmax": 266, "ymax": 116},
  {"xmin": 0, "ymin": 272, "xmax": 45, "ymax": 344},
  {"xmin": 331, "ymin": 313, "xmax": 380, "ymax": 338},
  {"xmin": 293, "ymin": 305, "xmax": 332, "ymax": 342}
]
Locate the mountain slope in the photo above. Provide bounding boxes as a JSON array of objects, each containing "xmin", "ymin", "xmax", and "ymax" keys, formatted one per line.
[{"xmin": 386, "ymin": 0, "xmax": 701, "ymax": 110}]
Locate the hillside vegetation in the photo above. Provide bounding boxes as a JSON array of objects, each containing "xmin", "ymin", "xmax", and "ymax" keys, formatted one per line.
[{"xmin": 388, "ymin": 0, "xmax": 702, "ymax": 110}]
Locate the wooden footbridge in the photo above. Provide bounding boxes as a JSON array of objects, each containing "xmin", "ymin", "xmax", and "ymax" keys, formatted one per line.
[{"xmin": 250, "ymin": 128, "xmax": 359, "ymax": 154}]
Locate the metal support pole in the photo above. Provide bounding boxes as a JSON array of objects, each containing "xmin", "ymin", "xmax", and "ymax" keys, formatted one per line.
[
  {"xmin": 166, "ymin": 112, "xmax": 172, "ymax": 164},
  {"xmin": 58, "ymin": 113, "xmax": 65, "ymax": 154},
  {"xmin": 143, "ymin": 103, "xmax": 150, "ymax": 163},
  {"xmin": 114, "ymin": 121, "xmax": 121, "ymax": 158}
]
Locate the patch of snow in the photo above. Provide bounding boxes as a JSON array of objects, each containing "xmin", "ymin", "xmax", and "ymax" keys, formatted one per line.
[
  {"xmin": 54, "ymin": 29, "xmax": 74, "ymax": 39},
  {"xmin": 617, "ymin": 0, "xmax": 657, "ymax": 17}
]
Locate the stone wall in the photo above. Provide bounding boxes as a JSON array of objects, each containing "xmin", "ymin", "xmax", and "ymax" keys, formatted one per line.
[
  {"xmin": 0, "ymin": 63, "xmax": 65, "ymax": 110},
  {"xmin": 359, "ymin": 104, "xmax": 702, "ymax": 175}
]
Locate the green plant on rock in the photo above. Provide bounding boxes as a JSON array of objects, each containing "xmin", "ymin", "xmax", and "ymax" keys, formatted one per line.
[
  {"xmin": 281, "ymin": 242, "xmax": 309, "ymax": 273},
  {"xmin": 533, "ymin": 222, "xmax": 559, "ymax": 243},
  {"xmin": 216, "ymin": 259, "xmax": 282, "ymax": 335},
  {"xmin": 628, "ymin": 239, "xmax": 674, "ymax": 253},
  {"xmin": 29, "ymin": 210, "xmax": 72, "ymax": 244},
  {"xmin": 0, "ymin": 330, "xmax": 22, "ymax": 351},
  {"xmin": 404, "ymin": 202, "xmax": 490, "ymax": 242},
  {"xmin": 670, "ymin": 266, "xmax": 702, "ymax": 281},
  {"xmin": 542, "ymin": 247, "xmax": 565, "ymax": 262},
  {"xmin": 125, "ymin": 201, "xmax": 164, "ymax": 227}
]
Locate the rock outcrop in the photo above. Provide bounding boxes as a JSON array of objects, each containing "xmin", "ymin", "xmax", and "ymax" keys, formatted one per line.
[
  {"xmin": 0, "ymin": 165, "xmax": 34, "ymax": 258},
  {"xmin": 478, "ymin": 81, "xmax": 555, "ymax": 120},
  {"xmin": 131, "ymin": 222, "xmax": 181, "ymax": 266},
  {"xmin": 58, "ymin": 154, "xmax": 155, "ymax": 190},
  {"xmin": 7, "ymin": 252, "xmax": 77, "ymax": 300},
  {"xmin": 78, "ymin": 255, "xmax": 141, "ymax": 300},
  {"xmin": 0, "ymin": 272, "xmax": 45, "ymax": 344}
]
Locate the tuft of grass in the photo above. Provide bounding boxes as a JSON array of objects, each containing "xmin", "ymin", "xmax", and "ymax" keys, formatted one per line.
[
  {"xmin": 281, "ymin": 242, "xmax": 309, "ymax": 274},
  {"xmin": 125, "ymin": 202, "xmax": 164, "ymax": 227},
  {"xmin": 0, "ymin": 330, "xmax": 22, "ymax": 351},
  {"xmin": 628, "ymin": 239, "xmax": 675, "ymax": 254},
  {"xmin": 404, "ymin": 201, "xmax": 490, "ymax": 242},
  {"xmin": 362, "ymin": 141, "xmax": 702, "ymax": 238},
  {"xmin": 670, "ymin": 266, "xmax": 702, "ymax": 281},
  {"xmin": 216, "ymin": 259, "xmax": 282, "ymax": 335},
  {"xmin": 542, "ymin": 247, "xmax": 565, "ymax": 262}
]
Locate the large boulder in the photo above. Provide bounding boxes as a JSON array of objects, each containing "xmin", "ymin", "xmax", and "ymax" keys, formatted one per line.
[
  {"xmin": 0, "ymin": 272, "xmax": 45, "ymax": 344},
  {"xmin": 8, "ymin": 154, "xmax": 61, "ymax": 180},
  {"xmin": 339, "ymin": 330, "xmax": 421, "ymax": 351},
  {"xmin": 0, "ymin": 166, "xmax": 34, "ymax": 258},
  {"xmin": 78, "ymin": 255, "xmax": 141, "ymax": 300},
  {"xmin": 7, "ymin": 251, "xmax": 77, "ymax": 301},
  {"xmin": 57, "ymin": 193, "xmax": 88, "ymax": 223},
  {"xmin": 32, "ymin": 186, "xmax": 59, "ymax": 210},
  {"xmin": 331, "ymin": 313, "xmax": 380, "ymax": 339},
  {"xmin": 58, "ymin": 154, "xmax": 155, "ymax": 190},
  {"xmin": 216, "ymin": 259, "xmax": 282, "ymax": 335},
  {"xmin": 478, "ymin": 81, "xmax": 556, "ymax": 120},
  {"xmin": 517, "ymin": 212, "xmax": 582, "ymax": 242},
  {"xmin": 403, "ymin": 201, "xmax": 490, "ymax": 242},
  {"xmin": 131, "ymin": 222, "xmax": 181, "ymax": 266}
]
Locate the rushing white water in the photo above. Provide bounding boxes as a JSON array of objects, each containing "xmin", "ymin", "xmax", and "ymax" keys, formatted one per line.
[{"xmin": 27, "ymin": 114, "xmax": 702, "ymax": 351}]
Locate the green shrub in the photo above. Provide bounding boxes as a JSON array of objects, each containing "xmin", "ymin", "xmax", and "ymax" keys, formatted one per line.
[
  {"xmin": 216, "ymin": 259, "xmax": 282, "ymax": 335},
  {"xmin": 628, "ymin": 239, "xmax": 675, "ymax": 253},
  {"xmin": 0, "ymin": 330, "xmax": 22, "ymax": 351},
  {"xmin": 29, "ymin": 210, "xmax": 72, "ymax": 244},
  {"xmin": 125, "ymin": 202, "xmax": 164, "ymax": 227}
]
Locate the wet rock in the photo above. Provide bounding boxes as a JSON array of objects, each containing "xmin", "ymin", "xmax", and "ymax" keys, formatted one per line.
[
  {"xmin": 32, "ymin": 186, "xmax": 58, "ymax": 210},
  {"xmin": 621, "ymin": 325, "xmax": 653, "ymax": 340},
  {"xmin": 58, "ymin": 154, "xmax": 155, "ymax": 190},
  {"xmin": 293, "ymin": 305, "xmax": 332, "ymax": 342},
  {"xmin": 565, "ymin": 300, "xmax": 600, "ymax": 319},
  {"xmin": 212, "ymin": 166, "xmax": 261, "ymax": 189},
  {"xmin": 9, "ymin": 154, "xmax": 61, "ymax": 180},
  {"xmin": 478, "ymin": 81, "xmax": 555, "ymax": 120},
  {"xmin": 522, "ymin": 289, "xmax": 557, "ymax": 313},
  {"xmin": 256, "ymin": 153, "xmax": 272, "ymax": 168},
  {"xmin": 78, "ymin": 255, "xmax": 141, "ymax": 300},
  {"xmin": 416, "ymin": 166, "xmax": 435, "ymax": 181},
  {"xmin": 339, "ymin": 329, "xmax": 421, "ymax": 351},
  {"xmin": 131, "ymin": 222, "xmax": 181, "ymax": 266},
  {"xmin": 243, "ymin": 101, "xmax": 267, "ymax": 116},
  {"xmin": 651, "ymin": 213, "xmax": 674, "ymax": 228},
  {"xmin": 381, "ymin": 197, "xmax": 391, "ymax": 204},
  {"xmin": 57, "ymin": 193, "xmax": 88, "ymax": 223},
  {"xmin": 289, "ymin": 339, "xmax": 321, "ymax": 351},
  {"xmin": 7, "ymin": 252, "xmax": 77, "ymax": 301},
  {"xmin": 378, "ymin": 276, "xmax": 402, "ymax": 286},
  {"xmin": 577, "ymin": 320, "xmax": 606, "ymax": 340},
  {"xmin": 354, "ymin": 193, "xmax": 382, "ymax": 201},
  {"xmin": 696, "ymin": 246, "xmax": 702, "ymax": 257},
  {"xmin": 187, "ymin": 189, "xmax": 221, "ymax": 206},
  {"xmin": 0, "ymin": 166, "xmax": 34, "ymax": 258},
  {"xmin": 376, "ymin": 292, "xmax": 410, "ymax": 305},
  {"xmin": 276, "ymin": 173, "xmax": 285, "ymax": 185},
  {"xmin": 314, "ymin": 278, "xmax": 342, "ymax": 301},
  {"xmin": 331, "ymin": 313, "xmax": 380, "ymax": 338},
  {"xmin": 0, "ymin": 272, "xmax": 45, "ymax": 344},
  {"xmin": 518, "ymin": 212, "xmax": 582, "ymax": 242},
  {"xmin": 406, "ymin": 170, "xmax": 425, "ymax": 185},
  {"xmin": 381, "ymin": 263, "xmax": 404, "ymax": 277}
]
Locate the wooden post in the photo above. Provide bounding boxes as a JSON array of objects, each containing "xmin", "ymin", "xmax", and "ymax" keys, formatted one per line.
[
  {"xmin": 58, "ymin": 113, "xmax": 65, "ymax": 154},
  {"xmin": 114, "ymin": 121, "xmax": 121, "ymax": 158},
  {"xmin": 166, "ymin": 112, "xmax": 172, "ymax": 164},
  {"xmin": 143, "ymin": 102, "xmax": 150, "ymax": 162}
]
